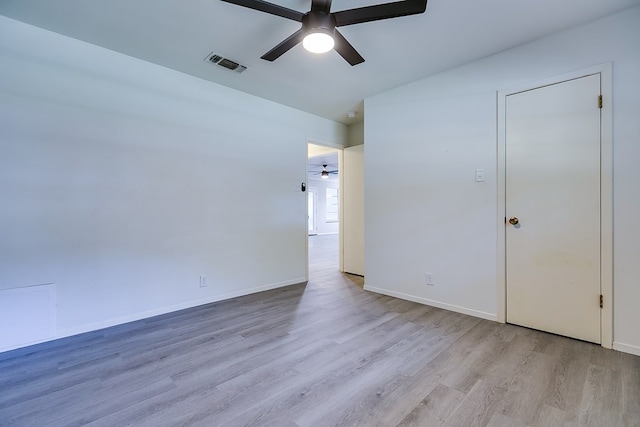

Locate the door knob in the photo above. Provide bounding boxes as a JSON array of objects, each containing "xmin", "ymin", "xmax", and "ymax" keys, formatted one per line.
[{"xmin": 509, "ymin": 217, "xmax": 519, "ymax": 225}]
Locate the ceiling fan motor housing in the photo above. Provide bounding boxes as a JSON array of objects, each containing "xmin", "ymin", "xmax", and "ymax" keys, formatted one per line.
[{"xmin": 303, "ymin": 11, "xmax": 336, "ymax": 36}]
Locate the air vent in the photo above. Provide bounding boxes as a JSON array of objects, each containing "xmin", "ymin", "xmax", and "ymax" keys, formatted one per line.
[{"xmin": 204, "ymin": 52, "xmax": 247, "ymax": 74}]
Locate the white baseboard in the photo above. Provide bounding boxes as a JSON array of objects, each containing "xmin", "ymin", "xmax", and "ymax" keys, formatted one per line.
[
  {"xmin": 613, "ymin": 341, "xmax": 640, "ymax": 356},
  {"xmin": 0, "ymin": 277, "xmax": 306, "ymax": 354},
  {"xmin": 363, "ymin": 285, "xmax": 498, "ymax": 322}
]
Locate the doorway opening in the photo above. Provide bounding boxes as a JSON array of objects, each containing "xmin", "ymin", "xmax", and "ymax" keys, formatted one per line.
[{"xmin": 307, "ymin": 143, "xmax": 341, "ymax": 275}]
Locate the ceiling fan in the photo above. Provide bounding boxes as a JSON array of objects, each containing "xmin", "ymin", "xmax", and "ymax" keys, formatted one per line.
[
  {"xmin": 311, "ymin": 164, "xmax": 338, "ymax": 179},
  {"xmin": 219, "ymin": 0, "xmax": 428, "ymax": 66}
]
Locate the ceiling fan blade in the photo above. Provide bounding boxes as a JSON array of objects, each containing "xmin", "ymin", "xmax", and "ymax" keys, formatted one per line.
[
  {"xmin": 261, "ymin": 29, "xmax": 305, "ymax": 61},
  {"xmin": 333, "ymin": 0, "xmax": 427, "ymax": 27},
  {"xmin": 220, "ymin": 0, "xmax": 304, "ymax": 22},
  {"xmin": 311, "ymin": 0, "xmax": 332, "ymax": 13},
  {"xmin": 333, "ymin": 29, "xmax": 364, "ymax": 66}
]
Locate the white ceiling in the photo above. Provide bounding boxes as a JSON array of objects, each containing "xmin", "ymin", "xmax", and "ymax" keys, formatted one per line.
[
  {"xmin": 308, "ymin": 143, "xmax": 338, "ymax": 159},
  {"xmin": 1, "ymin": 0, "xmax": 638, "ymax": 124}
]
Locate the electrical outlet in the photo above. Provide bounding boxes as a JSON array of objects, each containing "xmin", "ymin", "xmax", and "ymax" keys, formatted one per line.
[{"xmin": 199, "ymin": 275, "xmax": 207, "ymax": 288}]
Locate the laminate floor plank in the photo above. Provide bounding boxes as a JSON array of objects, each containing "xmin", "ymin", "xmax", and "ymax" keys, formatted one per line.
[
  {"xmin": 486, "ymin": 412, "xmax": 528, "ymax": 427},
  {"xmin": 223, "ymin": 321, "xmax": 425, "ymax": 426},
  {"xmin": 622, "ymin": 356, "xmax": 640, "ymax": 427},
  {"xmin": 578, "ymin": 363, "xmax": 624, "ymax": 426},
  {"xmin": 355, "ymin": 321, "xmax": 504, "ymax": 427},
  {"xmin": 47, "ymin": 377, "xmax": 177, "ymax": 427},
  {"xmin": 492, "ymin": 346, "xmax": 555, "ymax": 425},
  {"xmin": 396, "ymin": 383, "xmax": 466, "ymax": 426},
  {"xmin": 0, "ymin": 352, "xmax": 124, "ymax": 409},
  {"xmin": 529, "ymin": 403, "xmax": 569, "ymax": 427},
  {"xmin": 541, "ymin": 337, "xmax": 593, "ymax": 418},
  {"xmin": 441, "ymin": 335, "xmax": 546, "ymax": 427},
  {"xmin": 0, "ymin": 234, "xmax": 638, "ymax": 426}
]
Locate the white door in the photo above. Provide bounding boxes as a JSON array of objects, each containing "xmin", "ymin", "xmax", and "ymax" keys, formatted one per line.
[
  {"xmin": 343, "ymin": 145, "xmax": 364, "ymax": 276},
  {"xmin": 506, "ymin": 74, "xmax": 601, "ymax": 343},
  {"xmin": 308, "ymin": 187, "xmax": 318, "ymax": 236}
]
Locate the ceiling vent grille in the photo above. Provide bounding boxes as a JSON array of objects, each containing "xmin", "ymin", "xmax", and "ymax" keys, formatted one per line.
[{"xmin": 204, "ymin": 52, "xmax": 247, "ymax": 74}]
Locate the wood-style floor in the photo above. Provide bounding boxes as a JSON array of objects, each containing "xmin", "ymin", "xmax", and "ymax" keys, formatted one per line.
[{"xmin": 1, "ymin": 234, "xmax": 639, "ymax": 426}]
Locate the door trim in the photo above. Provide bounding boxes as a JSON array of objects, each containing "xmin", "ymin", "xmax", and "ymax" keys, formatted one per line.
[{"xmin": 496, "ymin": 63, "xmax": 613, "ymax": 348}]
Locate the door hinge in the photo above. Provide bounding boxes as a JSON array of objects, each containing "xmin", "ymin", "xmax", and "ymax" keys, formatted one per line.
[
  {"xmin": 599, "ymin": 294, "xmax": 603, "ymax": 309},
  {"xmin": 504, "ymin": 217, "xmax": 507, "ymax": 224},
  {"xmin": 598, "ymin": 95, "xmax": 603, "ymax": 109}
]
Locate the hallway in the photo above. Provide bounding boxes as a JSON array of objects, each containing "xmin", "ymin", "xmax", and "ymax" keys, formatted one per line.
[{"xmin": 308, "ymin": 233, "xmax": 363, "ymax": 288}]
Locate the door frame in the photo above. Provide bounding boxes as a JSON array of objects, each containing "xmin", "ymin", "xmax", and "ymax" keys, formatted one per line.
[{"xmin": 496, "ymin": 63, "xmax": 613, "ymax": 348}]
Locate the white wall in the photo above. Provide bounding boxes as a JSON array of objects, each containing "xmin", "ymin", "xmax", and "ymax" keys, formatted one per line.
[
  {"xmin": 365, "ymin": 7, "xmax": 640, "ymax": 355},
  {"xmin": 0, "ymin": 16, "xmax": 347, "ymax": 352},
  {"xmin": 347, "ymin": 122, "xmax": 364, "ymax": 147},
  {"xmin": 307, "ymin": 178, "xmax": 340, "ymax": 235}
]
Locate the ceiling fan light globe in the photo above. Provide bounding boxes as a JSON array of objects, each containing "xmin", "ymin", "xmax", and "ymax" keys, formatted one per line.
[
  {"xmin": 321, "ymin": 170, "xmax": 329, "ymax": 179},
  {"xmin": 303, "ymin": 31, "xmax": 334, "ymax": 54}
]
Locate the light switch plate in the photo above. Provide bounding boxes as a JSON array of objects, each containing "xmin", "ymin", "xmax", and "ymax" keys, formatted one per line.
[
  {"xmin": 475, "ymin": 169, "xmax": 485, "ymax": 182},
  {"xmin": 426, "ymin": 273, "xmax": 435, "ymax": 286}
]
